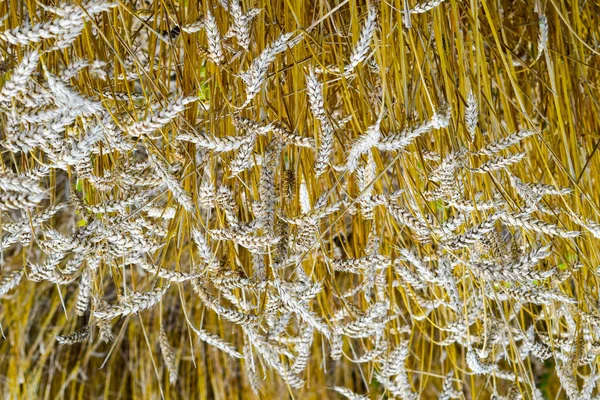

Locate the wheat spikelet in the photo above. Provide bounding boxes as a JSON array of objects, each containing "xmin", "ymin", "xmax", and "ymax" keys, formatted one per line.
[
  {"xmin": 386, "ymin": 202, "xmax": 431, "ymax": 238},
  {"xmin": 190, "ymin": 324, "xmax": 243, "ymax": 358},
  {"xmin": 306, "ymin": 67, "xmax": 326, "ymax": 122},
  {"xmin": 346, "ymin": 115, "xmax": 382, "ymax": 172},
  {"xmin": 374, "ymin": 370, "xmax": 418, "ymax": 400},
  {"xmin": 500, "ymin": 213, "xmax": 580, "ymax": 238},
  {"xmin": 380, "ymin": 341, "xmax": 411, "ymax": 376},
  {"xmin": 212, "ymin": 269, "xmax": 258, "ymax": 291},
  {"xmin": 126, "ymin": 96, "xmax": 196, "ymax": 137},
  {"xmin": 471, "ymin": 152, "xmax": 526, "ymax": 173},
  {"xmin": 75, "ymin": 268, "xmax": 92, "ymax": 316},
  {"xmin": 179, "ymin": 129, "xmax": 255, "ymax": 152},
  {"xmin": 229, "ymin": 136, "xmax": 257, "ymax": 175},
  {"xmin": 94, "ymin": 285, "xmax": 169, "ymax": 320},
  {"xmin": 349, "ymin": 341, "xmax": 388, "ymax": 363},
  {"xmin": 343, "ymin": 5, "xmax": 377, "ymax": 75},
  {"xmin": 475, "ymin": 130, "xmax": 536, "ymax": 156},
  {"xmin": 222, "ymin": 0, "xmax": 256, "ymax": 50},
  {"xmin": 257, "ymin": 140, "xmax": 283, "ymax": 230},
  {"xmin": 282, "ymin": 169, "xmax": 296, "ymax": 202},
  {"xmin": 526, "ymin": 182, "xmax": 571, "ymax": 197},
  {"xmin": 209, "ymin": 228, "xmax": 280, "ymax": 252},
  {"xmin": 145, "ymin": 206, "xmax": 176, "ymax": 220},
  {"xmin": 269, "ymin": 123, "xmax": 315, "ymax": 148},
  {"xmin": 0, "ymin": 13, "xmax": 84, "ymax": 46},
  {"xmin": 465, "ymin": 90, "xmax": 478, "ymax": 141},
  {"xmin": 0, "ymin": 51, "xmax": 40, "ymax": 103},
  {"xmin": 446, "ymin": 212, "xmax": 504, "ymax": 250},
  {"xmin": 192, "ymin": 281, "xmax": 259, "ymax": 326},
  {"xmin": 534, "ymin": 14, "xmax": 549, "ymax": 63},
  {"xmin": 554, "ymin": 366, "xmax": 576, "ymax": 398},
  {"xmin": 43, "ymin": 70, "xmax": 103, "ymax": 116},
  {"xmin": 299, "ymin": 215, "xmax": 325, "ymax": 251},
  {"xmin": 240, "ymin": 32, "xmax": 301, "ymax": 105},
  {"xmin": 500, "ymin": 284, "xmax": 576, "ymax": 305},
  {"xmin": 97, "ymin": 317, "xmax": 114, "ymax": 343},
  {"xmin": 0, "ymin": 172, "xmax": 45, "ymax": 195},
  {"xmin": 299, "ymin": 178, "xmax": 311, "ymax": 216},
  {"xmin": 568, "ymin": 213, "xmax": 600, "ymax": 238},
  {"xmin": 132, "ymin": 258, "xmax": 201, "ymax": 282},
  {"xmin": 0, "ymin": 192, "xmax": 46, "ymax": 211},
  {"xmin": 56, "ymin": 327, "xmax": 90, "ymax": 345},
  {"xmin": 470, "ymin": 245, "xmax": 553, "ymax": 283},
  {"xmin": 232, "ymin": 115, "xmax": 272, "ymax": 136},
  {"xmin": 160, "ymin": 329, "xmax": 178, "ymax": 384},
  {"xmin": 204, "ymin": 9, "xmax": 224, "ymax": 64},
  {"xmin": 314, "ymin": 121, "xmax": 335, "ymax": 176},
  {"xmin": 0, "ymin": 269, "xmax": 23, "ymax": 297},
  {"xmin": 529, "ymin": 340, "xmax": 553, "ymax": 361},
  {"xmin": 332, "ymin": 386, "xmax": 369, "ymax": 400},
  {"xmin": 339, "ymin": 301, "xmax": 388, "ymax": 338},
  {"xmin": 191, "ymin": 228, "xmax": 218, "ymax": 270},
  {"xmin": 291, "ymin": 324, "xmax": 313, "ymax": 374},
  {"xmin": 148, "ymin": 153, "xmax": 194, "ymax": 211},
  {"xmin": 275, "ymin": 280, "xmax": 331, "ymax": 339},
  {"xmin": 331, "ymin": 254, "xmax": 390, "ymax": 274},
  {"xmin": 466, "ymin": 346, "xmax": 497, "ymax": 374},
  {"xmin": 42, "ymin": 0, "xmax": 117, "ymax": 18},
  {"xmin": 411, "ymin": 0, "xmax": 447, "ymax": 14},
  {"xmin": 243, "ymin": 342, "xmax": 261, "ymax": 394},
  {"xmin": 376, "ymin": 119, "xmax": 433, "ymax": 152},
  {"xmin": 243, "ymin": 326, "xmax": 305, "ymax": 388},
  {"xmin": 180, "ymin": 17, "xmax": 204, "ymax": 33},
  {"xmin": 439, "ymin": 372, "xmax": 462, "ymax": 400},
  {"xmin": 285, "ymin": 198, "xmax": 344, "ymax": 226}
]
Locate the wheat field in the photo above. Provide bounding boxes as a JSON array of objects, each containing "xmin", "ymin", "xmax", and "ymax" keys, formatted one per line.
[{"xmin": 1, "ymin": 0, "xmax": 600, "ymax": 398}]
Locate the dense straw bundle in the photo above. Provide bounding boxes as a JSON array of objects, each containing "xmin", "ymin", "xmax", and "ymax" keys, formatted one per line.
[{"xmin": 1, "ymin": 0, "xmax": 600, "ymax": 399}]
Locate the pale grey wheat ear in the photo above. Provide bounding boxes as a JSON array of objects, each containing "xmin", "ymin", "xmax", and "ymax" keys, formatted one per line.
[
  {"xmin": 220, "ymin": 0, "xmax": 259, "ymax": 51},
  {"xmin": 178, "ymin": 129, "xmax": 256, "ymax": 153},
  {"xmin": 466, "ymin": 346, "xmax": 498, "ymax": 374},
  {"xmin": 306, "ymin": 67, "xmax": 335, "ymax": 176},
  {"xmin": 475, "ymin": 130, "xmax": 536, "ymax": 156},
  {"xmin": 465, "ymin": 90, "xmax": 478, "ymax": 141},
  {"xmin": 0, "ymin": 269, "xmax": 24, "ymax": 298},
  {"xmin": 240, "ymin": 32, "xmax": 302, "ymax": 106},
  {"xmin": 160, "ymin": 328, "xmax": 178, "ymax": 384},
  {"xmin": 148, "ymin": 153, "xmax": 194, "ymax": 212},
  {"xmin": 243, "ymin": 342, "xmax": 261, "ymax": 394},
  {"xmin": 439, "ymin": 372, "xmax": 462, "ymax": 400},
  {"xmin": 204, "ymin": 8, "xmax": 224, "ymax": 64},
  {"xmin": 344, "ymin": 5, "xmax": 378, "ymax": 75},
  {"xmin": 126, "ymin": 96, "xmax": 196, "ymax": 137},
  {"xmin": 93, "ymin": 285, "xmax": 170, "ymax": 320},
  {"xmin": 345, "ymin": 112, "xmax": 383, "ymax": 172},
  {"xmin": 332, "ymin": 386, "xmax": 369, "ymax": 400},
  {"xmin": 411, "ymin": 0, "xmax": 447, "ymax": 14},
  {"xmin": 181, "ymin": 18, "xmax": 204, "ymax": 34},
  {"xmin": 0, "ymin": 51, "xmax": 40, "ymax": 103},
  {"xmin": 470, "ymin": 152, "xmax": 526, "ymax": 174},
  {"xmin": 75, "ymin": 268, "xmax": 92, "ymax": 316},
  {"xmin": 190, "ymin": 324, "xmax": 243, "ymax": 358},
  {"xmin": 534, "ymin": 14, "xmax": 548, "ymax": 63}
]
